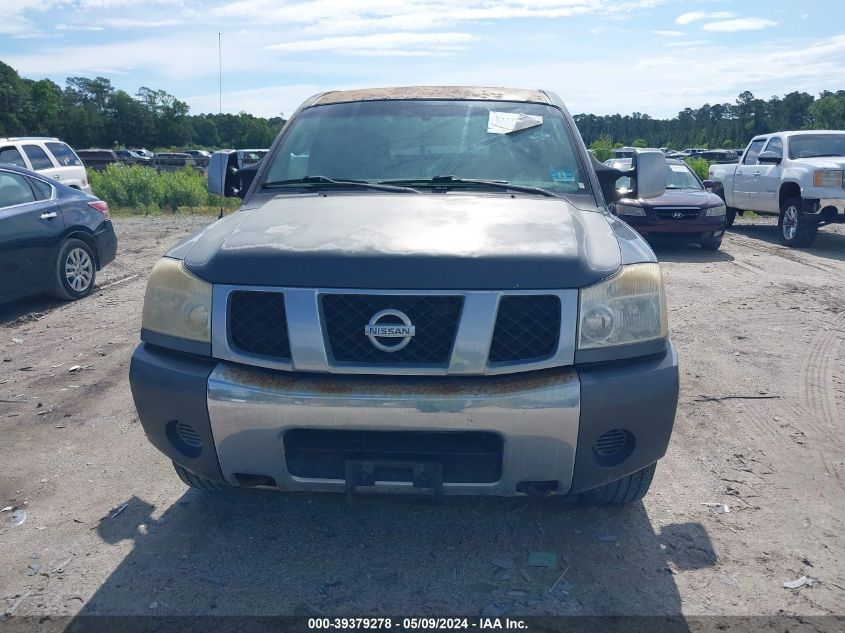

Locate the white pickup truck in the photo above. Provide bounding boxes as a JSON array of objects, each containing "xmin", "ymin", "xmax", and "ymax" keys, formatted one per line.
[{"xmin": 708, "ymin": 130, "xmax": 845, "ymax": 247}]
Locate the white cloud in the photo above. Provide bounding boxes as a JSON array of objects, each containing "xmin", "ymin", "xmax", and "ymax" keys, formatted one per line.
[
  {"xmin": 55, "ymin": 24, "xmax": 104, "ymax": 30},
  {"xmin": 100, "ymin": 17, "xmax": 184, "ymax": 27},
  {"xmin": 663, "ymin": 39, "xmax": 710, "ymax": 48},
  {"xmin": 266, "ymin": 32, "xmax": 477, "ymax": 54},
  {"xmin": 701, "ymin": 18, "xmax": 777, "ymax": 32},
  {"xmin": 215, "ymin": 0, "xmax": 665, "ymax": 34},
  {"xmin": 675, "ymin": 10, "xmax": 733, "ymax": 25},
  {"xmin": 651, "ymin": 30, "xmax": 684, "ymax": 37}
]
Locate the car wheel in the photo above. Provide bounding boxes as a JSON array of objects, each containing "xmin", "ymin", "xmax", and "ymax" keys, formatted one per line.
[
  {"xmin": 579, "ymin": 463, "xmax": 656, "ymax": 505},
  {"xmin": 52, "ymin": 238, "xmax": 96, "ymax": 301},
  {"xmin": 173, "ymin": 462, "xmax": 232, "ymax": 491},
  {"xmin": 778, "ymin": 197, "xmax": 818, "ymax": 247},
  {"xmin": 700, "ymin": 237, "xmax": 722, "ymax": 251}
]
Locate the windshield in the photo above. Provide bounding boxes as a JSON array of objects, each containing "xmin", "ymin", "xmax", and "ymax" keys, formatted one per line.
[
  {"xmin": 263, "ymin": 100, "xmax": 590, "ymax": 195},
  {"xmin": 788, "ymin": 134, "xmax": 845, "ymax": 159},
  {"xmin": 665, "ymin": 163, "xmax": 701, "ymax": 190},
  {"xmin": 613, "ymin": 162, "xmax": 701, "ymax": 192}
]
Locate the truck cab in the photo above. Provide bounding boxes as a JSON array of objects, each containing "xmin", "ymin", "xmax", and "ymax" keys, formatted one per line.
[
  {"xmin": 131, "ymin": 86, "xmax": 678, "ymax": 506},
  {"xmin": 709, "ymin": 130, "xmax": 845, "ymax": 247}
]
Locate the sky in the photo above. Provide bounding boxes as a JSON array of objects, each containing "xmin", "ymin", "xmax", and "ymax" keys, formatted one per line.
[{"xmin": 1, "ymin": 0, "xmax": 843, "ymax": 120}]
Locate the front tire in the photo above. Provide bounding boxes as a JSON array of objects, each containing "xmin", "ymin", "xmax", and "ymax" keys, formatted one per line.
[
  {"xmin": 778, "ymin": 197, "xmax": 818, "ymax": 247},
  {"xmin": 52, "ymin": 238, "xmax": 96, "ymax": 301},
  {"xmin": 580, "ymin": 463, "xmax": 656, "ymax": 505},
  {"xmin": 173, "ymin": 462, "xmax": 232, "ymax": 491},
  {"xmin": 700, "ymin": 237, "xmax": 722, "ymax": 251}
]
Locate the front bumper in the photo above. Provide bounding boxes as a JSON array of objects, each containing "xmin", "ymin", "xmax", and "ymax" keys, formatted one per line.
[
  {"xmin": 129, "ymin": 342, "xmax": 679, "ymax": 497},
  {"xmin": 804, "ymin": 196, "xmax": 845, "ymax": 218},
  {"xmin": 623, "ymin": 215, "xmax": 725, "ymax": 240}
]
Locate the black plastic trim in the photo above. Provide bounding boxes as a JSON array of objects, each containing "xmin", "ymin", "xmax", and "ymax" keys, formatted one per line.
[
  {"xmin": 574, "ymin": 337, "xmax": 668, "ymax": 365},
  {"xmin": 141, "ymin": 328, "xmax": 211, "ymax": 357},
  {"xmin": 569, "ymin": 342, "xmax": 679, "ymax": 495},
  {"xmin": 129, "ymin": 343, "xmax": 225, "ymax": 483}
]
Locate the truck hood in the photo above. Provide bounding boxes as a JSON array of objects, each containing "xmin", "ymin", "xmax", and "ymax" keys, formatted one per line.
[
  {"xmin": 795, "ymin": 157, "xmax": 845, "ymax": 169},
  {"xmin": 176, "ymin": 193, "xmax": 623, "ymax": 290},
  {"xmin": 621, "ymin": 189, "xmax": 723, "ymax": 208}
]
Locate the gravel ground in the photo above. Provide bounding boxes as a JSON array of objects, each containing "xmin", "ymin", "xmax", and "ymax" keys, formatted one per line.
[{"xmin": 0, "ymin": 215, "xmax": 843, "ymax": 620}]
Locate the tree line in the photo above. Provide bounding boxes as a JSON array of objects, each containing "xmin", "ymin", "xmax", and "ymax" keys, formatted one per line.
[
  {"xmin": 1, "ymin": 60, "xmax": 844, "ymax": 151},
  {"xmin": 576, "ymin": 90, "xmax": 845, "ymax": 150},
  {"xmin": 0, "ymin": 61, "xmax": 284, "ymax": 150}
]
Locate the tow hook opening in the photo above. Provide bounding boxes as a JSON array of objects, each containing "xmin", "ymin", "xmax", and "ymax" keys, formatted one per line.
[
  {"xmin": 234, "ymin": 473, "xmax": 277, "ymax": 488},
  {"xmin": 516, "ymin": 480, "xmax": 560, "ymax": 497}
]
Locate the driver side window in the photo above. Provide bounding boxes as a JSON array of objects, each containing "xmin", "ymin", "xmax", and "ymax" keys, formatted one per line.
[
  {"xmin": 764, "ymin": 137, "xmax": 783, "ymax": 158},
  {"xmin": 743, "ymin": 139, "xmax": 765, "ymax": 165}
]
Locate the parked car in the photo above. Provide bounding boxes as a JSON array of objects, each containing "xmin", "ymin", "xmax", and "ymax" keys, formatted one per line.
[
  {"xmin": 115, "ymin": 149, "xmax": 150, "ymax": 165},
  {"xmin": 131, "ymin": 86, "xmax": 678, "ymax": 506},
  {"xmin": 130, "ymin": 148, "xmax": 155, "ymax": 159},
  {"xmin": 0, "ymin": 164, "xmax": 117, "ymax": 303},
  {"xmin": 151, "ymin": 153, "xmax": 200, "ymax": 173},
  {"xmin": 612, "ymin": 146, "xmax": 636, "ymax": 158},
  {"xmin": 605, "ymin": 158, "xmax": 726, "ymax": 250},
  {"xmin": 696, "ymin": 149, "xmax": 738, "ymax": 163},
  {"xmin": 708, "ymin": 130, "xmax": 845, "ymax": 246},
  {"xmin": 182, "ymin": 149, "xmax": 211, "ymax": 170},
  {"xmin": 76, "ymin": 149, "xmax": 121, "ymax": 172},
  {"xmin": 0, "ymin": 137, "xmax": 90, "ymax": 192},
  {"xmin": 183, "ymin": 150, "xmax": 212, "ymax": 159}
]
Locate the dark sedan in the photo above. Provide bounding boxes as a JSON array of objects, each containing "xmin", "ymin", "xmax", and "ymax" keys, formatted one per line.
[
  {"xmin": 606, "ymin": 158, "xmax": 727, "ymax": 250},
  {"xmin": 0, "ymin": 164, "xmax": 117, "ymax": 303}
]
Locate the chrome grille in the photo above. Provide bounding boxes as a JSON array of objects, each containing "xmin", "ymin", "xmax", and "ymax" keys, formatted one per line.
[
  {"xmin": 212, "ymin": 286, "xmax": 577, "ymax": 376},
  {"xmin": 654, "ymin": 207, "xmax": 701, "ymax": 220},
  {"xmin": 322, "ymin": 294, "xmax": 463, "ymax": 365},
  {"xmin": 228, "ymin": 290, "xmax": 291, "ymax": 360},
  {"xmin": 489, "ymin": 295, "xmax": 561, "ymax": 363}
]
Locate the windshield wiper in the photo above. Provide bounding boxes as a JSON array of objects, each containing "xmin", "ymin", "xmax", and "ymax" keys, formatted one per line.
[
  {"xmin": 378, "ymin": 175, "xmax": 561, "ymax": 199},
  {"xmin": 263, "ymin": 175, "xmax": 419, "ymax": 193}
]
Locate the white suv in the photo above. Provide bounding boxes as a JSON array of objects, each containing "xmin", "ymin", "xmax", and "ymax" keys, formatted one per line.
[{"xmin": 0, "ymin": 137, "xmax": 90, "ymax": 193}]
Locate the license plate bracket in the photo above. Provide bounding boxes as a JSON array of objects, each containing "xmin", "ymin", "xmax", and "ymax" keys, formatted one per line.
[{"xmin": 345, "ymin": 460, "xmax": 443, "ymax": 501}]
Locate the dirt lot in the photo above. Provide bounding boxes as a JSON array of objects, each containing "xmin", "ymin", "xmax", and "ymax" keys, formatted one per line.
[{"xmin": 1, "ymin": 215, "xmax": 843, "ymax": 621}]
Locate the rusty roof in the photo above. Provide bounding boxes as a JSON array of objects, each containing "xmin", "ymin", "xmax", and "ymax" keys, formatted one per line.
[{"xmin": 312, "ymin": 86, "xmax": 552, "ymax": 106}]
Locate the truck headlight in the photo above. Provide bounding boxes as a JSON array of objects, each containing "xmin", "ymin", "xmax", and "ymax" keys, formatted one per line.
[
  {"xmin": 142, "ymin": 258, "xmax": 212, "ymax": 343},
  {"xmin": 813, "ymin": 169, "xmax": 844, "ymax": 188},
  {"xmin": 578, "ymin": 263, "xmax": 668, "ymax": 349},
  {"xmin": 615, "ymin": 204, "xmax": 646, "ymax": 217},
  {"xmin": 706, "ymin": 205, "xmax": 726, "ymax": 217}
]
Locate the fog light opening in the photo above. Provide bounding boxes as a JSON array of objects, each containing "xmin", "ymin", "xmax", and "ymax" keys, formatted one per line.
[
  {"xmin": 592, "ymin": 429, "xmax": 635, "ymax": 467},
  {"xmin": 165, "ymin": 419, "xmax": 203, "ymax": 459}
]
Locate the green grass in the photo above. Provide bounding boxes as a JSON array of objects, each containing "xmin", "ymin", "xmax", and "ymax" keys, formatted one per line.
[{"xmin": 89, "ymin": 164, "xmax": 240, "ymax": 215}]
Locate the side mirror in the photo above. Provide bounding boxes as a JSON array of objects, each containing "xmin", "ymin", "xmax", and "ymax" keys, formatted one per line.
[
  {"xmin": 630, "ymin": 149, "xmax": 666, "ymax": 200},
  {"xmin": 207, "ymin": 150, "xmax": 246, "ymax": 198},
  {"xmin": 702, "ymin": 179, "xmax": 715, "ymax": 190},
  {"xmin": 757, "ymin": 151, "xmax": 782, "ymax": 165}
]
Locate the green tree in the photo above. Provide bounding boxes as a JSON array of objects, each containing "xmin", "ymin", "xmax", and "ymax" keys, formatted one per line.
[{"xmin": 589, "ymin": 135, "xmax": 614, "ymax": 161}]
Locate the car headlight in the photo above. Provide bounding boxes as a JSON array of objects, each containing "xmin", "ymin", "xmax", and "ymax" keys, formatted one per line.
[
  {"xmin": 578, "ymin": 263, "xmax": 668, "ymax": 350},
  {"xmin": 706, "ymin": 205, "xmax": 726, "ymax": 217},
  {"xmin": 615, "ymin": 204, "xmax": 646, "ymax": 217},
  {"xmin": 813, "ymin": 169, "xmax": 844, "ymax": 188},
  {"xmin": 142, "ymin": 258, "xmax": 212, "ymax": 343}
]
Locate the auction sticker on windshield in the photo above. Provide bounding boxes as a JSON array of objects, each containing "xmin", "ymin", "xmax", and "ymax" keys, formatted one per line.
[{"xmin": 487, "ymin": 111, "xmax": 543, "ymax": 134}]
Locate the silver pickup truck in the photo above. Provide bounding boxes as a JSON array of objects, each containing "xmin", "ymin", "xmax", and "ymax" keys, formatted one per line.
[
  {"xmin": 709, "ymin": 130, "xmax": 845, "ymax": 247},
  {"xmin": 129, "ymin": 86, "xmax": 679, "ymax": 505}
]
